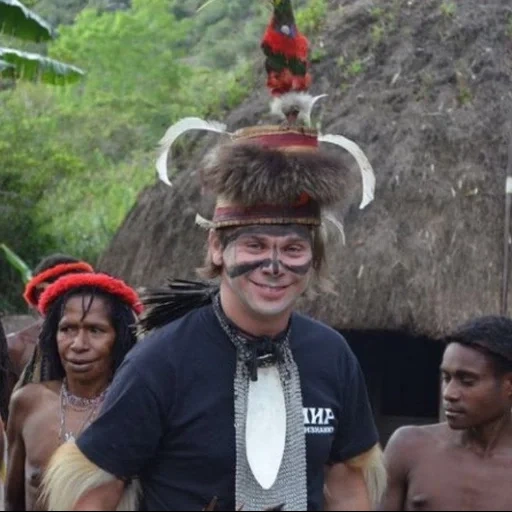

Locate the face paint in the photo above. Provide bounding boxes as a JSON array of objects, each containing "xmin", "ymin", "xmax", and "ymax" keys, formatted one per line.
[
  {"xmin": 226, "ymin": 257, "xmax": 313, "ymax": 279},
  {"xmin": 272, "ymin": 246, "xmax": 279, "ymax": 275},
  {"xmin": 220, "ymin": 224, "xmax": 314, "ymax": 319},
  {"xmin": 227, "ymin": 260, "xmax": 272, "ymax": 279},
  {"xmin": 281, "ymin": 261, "xmax": 312, "ymax": 275},
  {"xmin": 224, "ymin": 225, "xmax": 313, "ymax": 280}
]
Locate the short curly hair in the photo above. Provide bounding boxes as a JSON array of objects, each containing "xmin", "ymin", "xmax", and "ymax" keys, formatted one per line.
[{"xmin": 445, "ymin": 316, "xmax": 512, "ymax": 376}]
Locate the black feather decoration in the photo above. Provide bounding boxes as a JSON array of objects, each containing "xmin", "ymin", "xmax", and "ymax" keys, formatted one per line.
[{"xmin": 137, "ymin": 279, "xmax": 219, "ymax": 336}]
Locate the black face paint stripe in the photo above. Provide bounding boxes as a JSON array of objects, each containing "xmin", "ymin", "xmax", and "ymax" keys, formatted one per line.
[
  {"xmin": 227, "ymin": 259, "xmax": 272, "ymax": 279},
  {"xmin": 282, "ymin": 260, "xmax": 313, "ymax": 275},
  {"xmin": 226, "ymin": 258, "xmax": 313, "ymax": 279},
  {"xmin": 272, "ymin": 247, "xmax": 279, "ymax": 275}
]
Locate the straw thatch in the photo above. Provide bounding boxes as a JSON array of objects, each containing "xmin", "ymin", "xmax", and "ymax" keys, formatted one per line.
[{"xmin": 99, "ymin": 0, "xmax": 512, "ymax": 338}]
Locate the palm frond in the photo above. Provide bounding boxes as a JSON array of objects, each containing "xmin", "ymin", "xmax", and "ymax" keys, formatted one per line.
[{"xmin": 1, "ymin": 243, "xmax": 32, "ymax": 283}]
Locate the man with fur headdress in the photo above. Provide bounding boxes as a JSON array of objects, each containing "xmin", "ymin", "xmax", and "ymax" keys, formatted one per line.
[{"xmin": 41, "ymin": 1, "xmax": 385, "ymax": 510}]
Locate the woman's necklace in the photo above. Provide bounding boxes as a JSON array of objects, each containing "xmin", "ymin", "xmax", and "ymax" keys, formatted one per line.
[{"xmin": 59, "ymin": 378, "xmax": 109, "ymax": 443}]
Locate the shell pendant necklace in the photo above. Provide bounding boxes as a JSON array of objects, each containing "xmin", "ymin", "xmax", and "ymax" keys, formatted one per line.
[{"xmin": 59, "ymin": 378, "xmax": 109, "ymax": 443}]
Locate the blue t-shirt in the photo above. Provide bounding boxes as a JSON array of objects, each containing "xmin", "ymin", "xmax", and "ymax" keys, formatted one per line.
[{"xmin": 77, "ymin": 305, "xmax": 378, "ymax": 511}]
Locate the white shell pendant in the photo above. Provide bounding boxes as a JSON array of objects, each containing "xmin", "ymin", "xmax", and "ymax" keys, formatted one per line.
[
  {"xmin": 245, "ymin": 366, "xmax": 287, "ymax": 490},
  {"xmin": 64, "ymin": 433, "xmax": 76, "ymax": 443}
]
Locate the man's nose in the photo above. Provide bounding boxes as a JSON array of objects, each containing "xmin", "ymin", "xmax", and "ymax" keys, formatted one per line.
[
  {"xmin": 443, "ymin": 380, "xmax": 461, "ymax": 403},
  {"xmin": 262, "ymin": 258, "xmax": 283, "ymax": 276}
]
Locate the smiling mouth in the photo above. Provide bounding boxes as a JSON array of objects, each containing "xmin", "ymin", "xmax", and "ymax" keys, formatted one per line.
[{"xmin": 250, "ymin": 281, "xmax": 290, "ymax": 290}]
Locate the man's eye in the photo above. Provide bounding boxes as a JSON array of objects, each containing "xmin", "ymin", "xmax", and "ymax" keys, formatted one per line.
[
  {"xmin": 461, "ymin": 378, "xmax": 476, "ymax": 386},
  {"xmin": 246, "ymin": 242, "xmax": 264, "ymax": 250}
]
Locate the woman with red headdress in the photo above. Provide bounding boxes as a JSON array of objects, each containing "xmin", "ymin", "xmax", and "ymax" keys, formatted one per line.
[
  {"xmin": 8, "ymin": 254, "xmax": 94, "ymax": 384},
  {"xmin": 5, "ymin": 272, "xmax": 141, "ymax": 511}
]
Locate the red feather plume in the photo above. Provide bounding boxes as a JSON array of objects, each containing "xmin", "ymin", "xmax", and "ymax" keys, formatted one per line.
[{"xmin": 261, "ymin": 0, "xmax": 311, "ymax": 97}]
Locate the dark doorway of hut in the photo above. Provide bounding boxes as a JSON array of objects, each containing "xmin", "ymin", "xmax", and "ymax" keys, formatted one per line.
[{"xmin": 341, "ymin": 330, "xmax": 444, "ymax": 447}]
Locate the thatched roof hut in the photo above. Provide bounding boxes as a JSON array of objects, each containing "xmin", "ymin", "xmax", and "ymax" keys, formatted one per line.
[{"xmin": 100, "ymin": 0, "xmax": 512, "ymax": 339}]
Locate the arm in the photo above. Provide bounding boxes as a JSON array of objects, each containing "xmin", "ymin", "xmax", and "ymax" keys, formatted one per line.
[
  {"xmin": 324, "ymin": 461, "xmax": 370, "ymax": 511},
  {"xmin": 41, "ymin": 442, "xmax": 135, "ymax": 512},
  {"xmin": 74, "ymin": 480, "xmax": 125, "ymax": 511},
  {"xmin": 42, "ymin": 358, "xmax": 166, "ymax": 511},
  {"xmin": 5, "ymin": 389, "xmax": 29, "ymax": 511},
  {"xmin": 7, "ymin": 323, "xmax": 40, "ymax": 376},
  {"xmin": 378, "ymin": 428, "xmax": 414, "ymax": 511},
  {"xmin": 327, "ymin": 344, "xmax": 386, "ymax": 510}
]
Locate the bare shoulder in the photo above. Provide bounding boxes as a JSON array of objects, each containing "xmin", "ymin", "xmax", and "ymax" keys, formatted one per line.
[
  {"xmin": 10, "ymin": 382, "xmax": 59, "ymax": 420},
  {"xmin": 386, "ymin": 424, "xmax": 446, "ymax": 457}
]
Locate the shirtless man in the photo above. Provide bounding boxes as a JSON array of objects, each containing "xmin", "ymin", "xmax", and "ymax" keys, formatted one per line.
[
  {"xmin": 380, "ymin": 316, "xmax": 512, "ymax": 511},
  {"xmin": 5, "ymin": 272, "xmax": 140, "ymax": 511}
]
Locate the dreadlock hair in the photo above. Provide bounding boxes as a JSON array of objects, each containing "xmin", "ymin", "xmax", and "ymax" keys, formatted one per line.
[
  {"xmin": 37, "ymin": 287, "xmax": 137, "ymax": 383},
  {"xmin": 445, "ymin": 316, "xmax": 512, "ymax": 377},
  {"xmin": 0, "ymin": 319, "xmax": 12, "ymax": 422}
]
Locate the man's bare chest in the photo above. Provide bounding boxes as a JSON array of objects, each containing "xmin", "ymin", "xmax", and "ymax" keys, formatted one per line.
[{"xmin": 407, "ymin": 450, "xmax": 512, "ymax": 511}]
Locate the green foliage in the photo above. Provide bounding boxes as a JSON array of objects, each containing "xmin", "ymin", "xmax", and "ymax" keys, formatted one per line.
[
  {"xmin": 31, "ymin": 0, "xmax": 123, "ymax": 26},
  {"xmin": 0, "ymin": 0, "xmax": 54, "ymax": 41},
  {"xmin": 0, "ymin": 0, "xmax": 84, "ymax": 84},
  {"xmin": 0, "ymin": 244, "xmax": 32, "ymax": 284},
  {"xmin": 1, "ymin": 0, "xmax": 328, "ymax": 312},
  {"xmin": 368, "ymin": 3, "xmax": 400, "ymax": 47},
  {"xmin": 311, "ymin": 45, "xmax": 327, "ymax": 63},
  {"xmin": 440, "ymin": 1, "xmax": 456, "ymax": 17},
  {"xmin": 455, "ymin": 70, "xmax": 472, "ymax": 106},
  {"xmin": 295, "ymin": 0, "xmax": 327, "ymax": 34},
  {"xmin": 0, "ymin": 58, "xmax": 14, "ymax": 71},
  {"xmin": 370, "ymin": 7, "xmax": 385, "ymax": 19},
  {"xmin": 507, "ymin": 15, "xmax": 512, "ymax": 38},
  {"xmin": 457, "ymin": 86, "xmax": 472, "ymax": 105},
  {"xmin": 0, "ymin": 0, "xmax": 257, "ymax": 312},
  {"xmin": 348, "ymin": 59, "xmax": 364, "ymax": 77},
  {"xmin": 371, "ymin": 24, "xmax": 385, "ymax": 45},
  {"xmin": 0, "ymin": 47, "xmax": 84, "ymax": 84},
  {"xmin": 337, "ymin": 56, "xmax": 364, "ymax": 79}
]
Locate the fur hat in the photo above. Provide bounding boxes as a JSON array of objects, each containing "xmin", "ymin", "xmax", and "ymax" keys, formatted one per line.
[{"xmin": 156, "ymin": 0, "xmax": 375, "ymax": 229}]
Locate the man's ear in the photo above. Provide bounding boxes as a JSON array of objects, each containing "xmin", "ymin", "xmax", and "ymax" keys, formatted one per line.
[{"xmin": 208, "ymin": 229, "xmax": 224, "ymax": 267}]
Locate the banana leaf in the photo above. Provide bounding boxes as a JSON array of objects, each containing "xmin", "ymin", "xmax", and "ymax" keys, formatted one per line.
[
  {"xmin": 0, "ymin": 244, "xmax": 32, "ymax": 284},
  {"xmin": 0, "ymin": 58, "xmax": 14, "ymax": 73},
  {"xmin": 0, "ymin": 0, "xmax": 55, "ymax": 42},
  {"xmin": 0, "ymin": 47, "xmax": 84, "ymax": 85}
]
